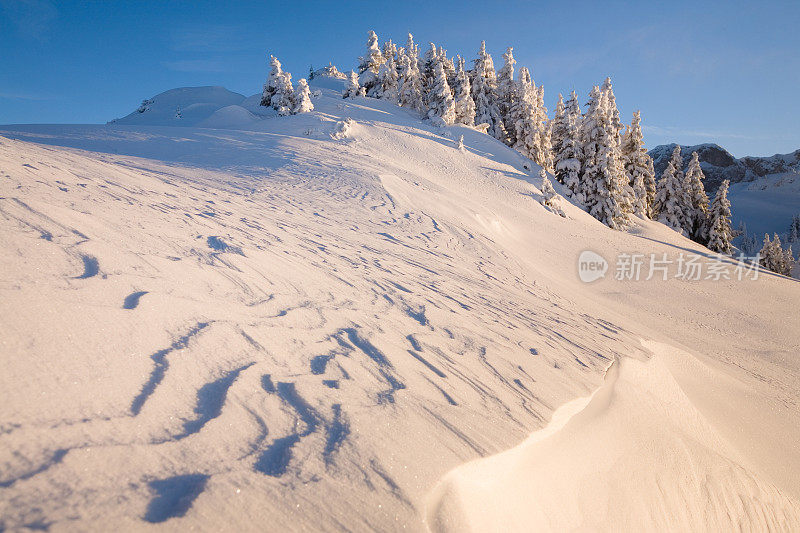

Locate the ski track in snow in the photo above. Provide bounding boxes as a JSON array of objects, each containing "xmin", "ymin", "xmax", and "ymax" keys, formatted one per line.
[{"xmin": 0, "ymin": 83, "xmax": 799, "ymax": 531}]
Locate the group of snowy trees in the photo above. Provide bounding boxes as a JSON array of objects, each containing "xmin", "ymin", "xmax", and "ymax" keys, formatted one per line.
[
  {"xmin": 653, "ymin": 147, "xmax": 732, "ymax": 252},
  {"xmin": 260, "ymin": 56, "xmax": 314, "ymax": 115},
  {"xmin": 259, "ymin": 33, "xmax": 741, "ymax": 257},
  {"xmin": 345, "ymin": 32, "xmax": 552, "ymax": 167},
  {"xmin": 760, "ymin": 234, "xmax": 794, "ymax": 276},
  {"xmin": 344, "ymin": 32, "xmax": 649, "ymax": 229},
  {"xmin": 342, "ymin": 31, "xmax": 737, "ymax": 250}
]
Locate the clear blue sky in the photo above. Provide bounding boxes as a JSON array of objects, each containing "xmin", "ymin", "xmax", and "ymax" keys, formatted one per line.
[{"xmin": 1, "ymin": 0, "xmax": 798, "ymax": 157}]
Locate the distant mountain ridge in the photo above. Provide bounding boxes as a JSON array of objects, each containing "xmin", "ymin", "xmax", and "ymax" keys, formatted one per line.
[{"xmin": 648, "ymin": 143, "xmax": 800, "ymax": 191}]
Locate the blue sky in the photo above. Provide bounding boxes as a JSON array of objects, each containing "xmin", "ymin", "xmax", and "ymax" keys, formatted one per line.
[{"xmin": 1, "ymin": 0, "xmax": 798, "ymax": 157}]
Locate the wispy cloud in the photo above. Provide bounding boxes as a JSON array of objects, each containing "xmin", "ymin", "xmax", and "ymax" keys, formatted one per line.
[
  {"xmin": 162, "ymin": 59, "xmax": 228, "ymax": 73},
  {"xmin": 0, "ymin": 0, "xmax": 57, "ymax": 41}
]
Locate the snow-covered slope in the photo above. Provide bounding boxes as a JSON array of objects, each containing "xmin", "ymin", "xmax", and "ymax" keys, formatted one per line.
[
  {"xmin": 109, "ymin": 86, "xmax": 255, "ymax": 127},
  {"xmin": 1, "ymin": 83, "xmax": 800, "ymax": 531}
]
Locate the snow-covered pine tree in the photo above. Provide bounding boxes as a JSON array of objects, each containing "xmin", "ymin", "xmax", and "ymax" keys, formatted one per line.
[
  {"xmin": 550, "ymin": 94, "xmax": 566, "ymax": 170},
  {"xmin": 540, "ymin": 170, "xmax": 566, "ymax": 216},
  {"xmin": 440, "ymin": 47, "xmax": 457, "ymax": 90},
  {"xmin": 685, "ymin": 151, "xmax": 710, "ymax": 242},
  {"xmin": 601, "ymin": 77, "xmax": 623, "ymax": 147},
  {"xmin": 788, "ymin": 214, "xmax": 800, "ymax": 243},
  {"xmin": 472, "ymin": 41, "xmax": 507, "ymax": 143},
  {"xmin": 398, "ymin": 34, "xmax": 423, "ymax": 111},
  {"xmin": 654, "ymin": 160, "xmax": 688, "ymax": 233},
  {"xmin": 382, "ymin": 39, "xmax": 396, "ymax": 63},
  {"xmin": 422, "ymin": 43, "xmax": 440, "ymax": 103},
  {"xmin": 706, "ymin": 179, "xmax": 733, "ymax": 253},
  {"xmin": 292, "ymin": 78, "xmax": 314, "ymax": 114},
  {"xmin": 511, "ymin": 67, "xmax": 538, "ymax": 162},
  {"xmin": 580, "ymin": 86, "xmax": 628, "ymax": 228},
  {"xmin": 760, "ymin": 234, "xmax": 776, "ymax": 271},
  {"xmin": 452, "ymin": 56, "xmax": 475, "ymax": 126},
  {"xmin": 759, "ymin": 233, "xmax": 792, "ymax": 275},
  {"xmin": 261, "ymin": 55, "xmax": 294, "ymax": 113},
  {"xmin": 598, "ymin": 78, "xmax": 632, "ymax": 217},
  {"xmin": 541, "ymin": 171, "xmax": 556, "ymax": 205},
  {"xmin": 495, "ymin": 47, "xmax": 517, "ymax": 146},
  {"xmin": 427, "ymin": 61, "xmax": 456, "ymax": 126},
  {"xmin": 621, "ymin": 111, "xmax": 656, "ymax": 218},
  {"xmin": 558, "ymin": 91, "xmax": 584, "ymax": 201},
  {"xmin": 358, "ymin": 30, "xmax": 384, "ymax": 97},
  {"xmin": 668, "ymin": 146, "xmax": 690, "ymax": 229},
  {"xmin": 343, "ymin": 70, "xmax": 364, "ymax": 99},
  {"xmin": 660, "ymin": 145, "xmax": 692, "ymax": 231},
  {"xmin": 377, "ymin": 52, "xmax": 399, "ymax": 102},
  {"xmin": 533, "ymin": 84, "xmax": 553, "ymax": 173}
]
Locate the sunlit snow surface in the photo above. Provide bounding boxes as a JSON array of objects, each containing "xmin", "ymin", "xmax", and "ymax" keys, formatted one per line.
[{"xmin": 1, "ymin": 83, "xmax": 799, "ymax": 531}]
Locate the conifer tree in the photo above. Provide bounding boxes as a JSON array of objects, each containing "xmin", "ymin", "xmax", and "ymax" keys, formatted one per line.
[
  {"xmin": 707, "ymin": 179, "xmax": 733, "ymax": 253},
  {"xmin": 358, "ymin": 30, "xmax": 384, "ymax": 96},
  {"xmin": 670, "ymin": 144, "xmax": 689, "ymax": 207},
  {"xmin": 495, "ymin": 47, "xmax": 517, "ymax": 146},
  {"xmin": 558, "ymin": 91, "xmax": 584, "ymax": 201},
  {"xmin": 540, "ymin": 170, "xmax": 566, "ymax": 216},
  {"xmin": 291, "ymin": 78, "xmax": 314, "ymax": 114},
  {"xmin": 540, "ymin": 171, "xmax": 557, "ymax": 205},
  {"xmin": 398, "ymin": 34, "xmax": 423, "ymax": 111},
  {"xmin": 599, "ymin": 78, "xmax": 632, "ymax": 218},
  {"xmin": 452, "ymin": 56, "xmax": 475, "ymax": 126},
  {"xmin": 472, "ymin": 41, "xmax": 507, "ymax": 142},
  {"xmin": 532, "ymin": 84, "xmax": 553, "ymax": 173},
  {"xmin": 685, "ymin": 151, "xmax": 710, "ymax": 242},
  {"xmin": 261, "ymin": 55, "xmax": 294, "ymax": 114},
  {"xmin": 511, "ymin": 67, "xmax": 538, "ymax": 162},
  {"xmin": 550, "ymin": 94, "xmax": 566, "ymax": 167},
  {"xmin": 422, "ymin": 43, "xmax": 439, "ymax": 101},
  {"xmin": 382, "ymin": 39, "xmax": 396, "ymax": 63},
  {"xmin": 663, "ymin": 145, "xmax": 691, "ymax": 231},
  {"xmin": 580, "ymin": 86, "xmax": 628, "ymax": 228},
  {"xmin": 759, "ymin": 233, "xmax": 793, "ymax": 275},
  {"xmin": 601, "ymin": 77, "xmax": 623, "ymax": 147},
  {"xmin": 654, "ymin": 160, "xmax": 688, "ymax": 233},
  {"xmin": 427, "ymin": 62, "xmax": 456, "ymax": 126},
  {"xmin": 440, "ymin": 48, "xmax": 457, "ymax": 90},
  {"xmin": 621, "ymin": 111, "xmax": 656, "ymax": 217},
  {"xmin": 789, "ymin": 214, "xmax": 800, "ymax": 244},
  {"xmin": 343, "ymin": 70, "xmax": 364, "ymax": 99},
  {"xmin": 377, "ymin": 52, "xmax": 400, "ymax": 102}
]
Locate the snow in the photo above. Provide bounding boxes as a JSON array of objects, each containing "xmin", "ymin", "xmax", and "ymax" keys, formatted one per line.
[
  {"xmin": 1, "ymin": 82, "xmax": 800, "ymax": 531},
  {"xmin": 428, "ymin": 343, "xmax": 800, "ymax": 531},
  {"xmin": 110, "ymin": 86, "xmax": 248, "ymax": 127}
]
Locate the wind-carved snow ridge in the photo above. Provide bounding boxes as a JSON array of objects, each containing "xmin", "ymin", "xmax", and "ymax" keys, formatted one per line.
[
  {"xmin": 426, "ymin": 342, "xmax": 800, "ymax": 532},
  {"xmin": 1, "ymin": 83, "xmax": 799, "ymax": 530}
]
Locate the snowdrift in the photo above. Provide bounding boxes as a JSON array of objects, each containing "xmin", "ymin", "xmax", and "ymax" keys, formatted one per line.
[
  {"xmin": 110, "ymin": 86, "xmax": 250, "ymax": 127},
  {"xmin": 1, "ymin": 81, "xmax": 800, "ymax": 531}
]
